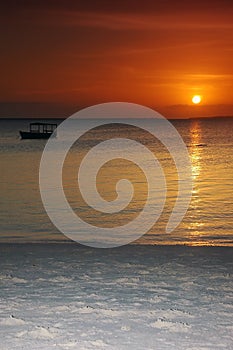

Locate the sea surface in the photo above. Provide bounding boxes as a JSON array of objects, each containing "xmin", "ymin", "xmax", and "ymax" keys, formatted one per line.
[{"xmin": 0, "ymin": 117, "xmax": 233, "ymax": 246}]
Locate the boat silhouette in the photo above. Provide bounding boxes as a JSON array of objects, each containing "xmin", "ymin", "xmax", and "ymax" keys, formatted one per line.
[{"xmin": 19, "ymin": 122, "xmax": 57, "ymax": 139}]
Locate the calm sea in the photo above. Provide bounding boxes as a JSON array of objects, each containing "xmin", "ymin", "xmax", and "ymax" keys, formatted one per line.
[{"xmin": 0, "ymin": 117, "xmax": 233, "ymax": 246}]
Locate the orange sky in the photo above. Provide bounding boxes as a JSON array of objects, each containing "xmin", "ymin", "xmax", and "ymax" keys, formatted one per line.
[{"xmin": 0, "ymin": 1, "xmax": 232, "ymax": 118}]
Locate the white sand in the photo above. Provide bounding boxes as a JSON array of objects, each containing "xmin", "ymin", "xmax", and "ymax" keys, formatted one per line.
[{"xmin": 0, "ymin": 244, "xmax": 232, "ymax": 349}]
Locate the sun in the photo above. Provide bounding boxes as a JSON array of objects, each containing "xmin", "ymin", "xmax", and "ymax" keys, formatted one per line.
[{"xmin": 192, "ymin": 95, "xmax": 202, "ymax": 104}]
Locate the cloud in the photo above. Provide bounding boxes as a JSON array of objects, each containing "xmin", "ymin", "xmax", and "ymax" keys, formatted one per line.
[
  {"xmin": 1, "ymin": 1, "xmax": 232, "ymax": 31},
  {"xmin": 5, "ymin": 10, "xmax": 232, "ymax": 31},
  {"xmin": 1, "ymin": 0, "xmax": 233, "ymax": 14},
  {"xmin": 159, "ymin": 104, "xmax": 233, "ymax": 119},
  {"xmin": 184, "ymin": 74, "xmax": 233, "ymax": 79}
]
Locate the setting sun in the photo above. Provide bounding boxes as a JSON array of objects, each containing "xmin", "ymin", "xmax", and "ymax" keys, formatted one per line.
[{"xmin": 192, "ymin": 95, "xmax": 202, "ymax": 104}]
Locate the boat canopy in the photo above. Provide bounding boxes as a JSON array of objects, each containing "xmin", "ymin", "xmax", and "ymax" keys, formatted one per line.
[{"xmin": 29, "ymin": 122, "xmax": 57, "ymax": 133}]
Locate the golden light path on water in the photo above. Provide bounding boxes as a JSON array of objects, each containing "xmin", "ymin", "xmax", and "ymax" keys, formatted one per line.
[{"xmin": 187, "ymin": 120, "xmax": 209, "ymax": 245}]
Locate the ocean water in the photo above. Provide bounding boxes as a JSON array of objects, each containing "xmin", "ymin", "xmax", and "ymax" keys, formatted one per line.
[{"xmin": 0, "ymin": 117, "xmax": 233, "ymax": 246}]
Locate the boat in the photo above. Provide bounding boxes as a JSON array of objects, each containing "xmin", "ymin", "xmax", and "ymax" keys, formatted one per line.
[{"xmin": 19, "ymin": 122, "xmax": 57, "ymax": 139}]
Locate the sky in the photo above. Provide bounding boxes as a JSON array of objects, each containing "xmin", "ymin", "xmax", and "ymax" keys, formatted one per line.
[{"xmin": 0, "ymin": 0, "xmax": 232, "ymax": 118}]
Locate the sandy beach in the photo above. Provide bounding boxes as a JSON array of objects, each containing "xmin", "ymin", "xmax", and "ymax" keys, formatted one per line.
[{"xmin": 0, "ymin": 244, "xmax": 232, "ymax": 349}]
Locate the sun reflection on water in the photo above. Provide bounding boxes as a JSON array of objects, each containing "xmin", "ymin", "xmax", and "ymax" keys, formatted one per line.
[
  {"xmin": 187, "ymin": 120, "xmax": 205, "ymax": 235},
  {"xmin": 190, "ymin": 120, "xmax": 202, "ymax": 181}
]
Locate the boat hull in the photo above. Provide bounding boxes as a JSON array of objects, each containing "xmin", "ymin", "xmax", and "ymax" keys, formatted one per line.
[{"xmin": 19, "ymin": 131, "xmax": 56, "ymax": 139}]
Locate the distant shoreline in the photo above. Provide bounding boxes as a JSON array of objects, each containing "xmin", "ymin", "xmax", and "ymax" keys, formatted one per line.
[
  {"xmin": 0, "ymin": 242, "xmax": 232, "ymax": 248},
  {"xmin": 0, "ymin": 115, "xmax": 233, "ymax": 121}
]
